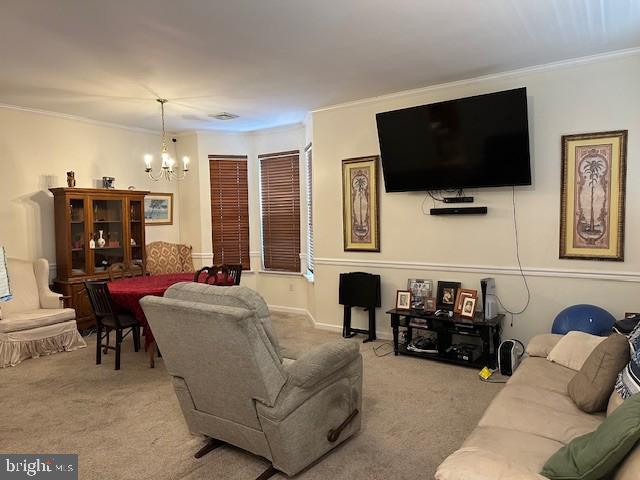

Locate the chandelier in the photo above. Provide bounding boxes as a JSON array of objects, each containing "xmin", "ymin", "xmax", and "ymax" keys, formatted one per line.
[{"xmin": 144, "ymin": 99, "xmax": 189, "ymax": 181}]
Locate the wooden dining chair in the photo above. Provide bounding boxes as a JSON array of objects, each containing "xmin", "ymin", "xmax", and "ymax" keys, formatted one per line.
[
  {"xmin": 84, "ymin": 281, "xmax": 141, "ymax": 370},
  {"xmin": 108, "ymin": 262, "xmax": 145, "ymax": 281},
  {"xmin": 194, "ymin": 265, "xmax": 242, "ymax": 286}
]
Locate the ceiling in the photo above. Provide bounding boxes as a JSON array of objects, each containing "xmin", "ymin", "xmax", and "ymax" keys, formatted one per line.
[{"xmin": 1, "ymin": 0, "xmax": 639, "ymax": 132}]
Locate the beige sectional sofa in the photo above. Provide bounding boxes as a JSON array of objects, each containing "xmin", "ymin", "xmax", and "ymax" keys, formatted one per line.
[{"xmin": 435, "ymin": 334, "xmax": 639, "ymax": 480}]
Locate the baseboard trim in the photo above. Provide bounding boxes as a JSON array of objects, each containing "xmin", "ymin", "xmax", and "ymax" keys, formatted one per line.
[
  {"xmin": 314, "ymin": 257, "xmax": 640, "ymax": 283},
  {"xmin": 268, "ymin": 304, "xmax": 392, "ymax": 341}
]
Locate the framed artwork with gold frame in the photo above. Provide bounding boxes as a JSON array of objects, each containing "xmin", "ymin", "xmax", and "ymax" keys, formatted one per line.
[
  {"xmin": 144, "ymin": 192, "xmax": 174, "ymax": 226},
  {"xmin": 559, "ymin": 130, "xmax": 627, "ymax": 261},
  {"xmin": 342, "ymin": 156, "xmax": 380, "ymax": 251}
]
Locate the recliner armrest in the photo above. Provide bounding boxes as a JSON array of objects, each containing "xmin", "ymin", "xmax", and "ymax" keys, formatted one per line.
[{"xmin": 285, "ymin": 341, "xmax": 359, "ymax": 389}]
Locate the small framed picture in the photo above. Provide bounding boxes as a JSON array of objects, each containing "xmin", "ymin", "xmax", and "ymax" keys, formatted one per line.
[
  {"xmin": 145, "ymin": 192, "xmax": 174, "ymax": 226},
  {"xmin": 407, "ymin": 279, "xmax": 433, "ymax": 300},
  {"xmin": 454, "ymin": 288, "xmax": 478, "ymax": 314},
  {"xmin": 460, "ymin": 296, "xmax": 477, "ymax": 319},
  {"xmin": 436, "ymin": 281, "xmax": 461, "ymax": 310},
  {"xmin": 396, "ymin": 290, "xmax": 412, "ymax": 311},
  {"xmin": 424, "ymin": 297, "xmax": 436, "ymax": 312}
]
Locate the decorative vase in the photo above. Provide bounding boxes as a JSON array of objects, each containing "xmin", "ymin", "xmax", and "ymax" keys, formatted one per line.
[
  {"xmin": 97, "ymin": 230, "xmax": 106, "ymax": 248},
  {"xmin": 89, "ymin": 235, "xmax": 96, "ymax": 250}
]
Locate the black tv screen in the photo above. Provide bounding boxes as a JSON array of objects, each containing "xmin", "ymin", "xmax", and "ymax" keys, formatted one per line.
[{"xmin": 376, "ymin": 87, "xmax": 531, "ymax": 192}]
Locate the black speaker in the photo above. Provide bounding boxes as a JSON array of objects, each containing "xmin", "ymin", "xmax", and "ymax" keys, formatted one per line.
[{"xmin": 339, "ymin": 272, "xmax": 381, "ymax": 308}]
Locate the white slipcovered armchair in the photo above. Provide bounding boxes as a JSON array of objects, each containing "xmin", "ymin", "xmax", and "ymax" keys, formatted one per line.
[{"xmin": 0, "ymin": 258, "xmax": 85, "ymax": 367}]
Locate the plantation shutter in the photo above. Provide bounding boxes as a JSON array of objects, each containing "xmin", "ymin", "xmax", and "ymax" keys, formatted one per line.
[
  {"xmin": 209, "ymin": 155, "xmax": 250, "ymax": 270},
  {"xmin": 305, "ymin": 145, "xmax": 314, "ymax": 273},
  {"xmin": 260, "ymin": 150, "xmax": 301, "ymax": 272}
]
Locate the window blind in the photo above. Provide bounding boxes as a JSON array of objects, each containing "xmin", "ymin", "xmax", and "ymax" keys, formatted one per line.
[
  {"xmin": 259, "ymin": 150, "xmax": 301, "ymax": 272},
  {"xmin": 304, "ymin": 145, "xmax": 314, "ymax": 273},
  {"xmin": 208, "ymin": 155, "xmax": 250, "ymax": 270}
]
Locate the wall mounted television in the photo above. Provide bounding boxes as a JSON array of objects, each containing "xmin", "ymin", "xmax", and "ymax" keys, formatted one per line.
[{"xmin": 376, "ymin": 87, "xmax": 531, "ymax": 192}]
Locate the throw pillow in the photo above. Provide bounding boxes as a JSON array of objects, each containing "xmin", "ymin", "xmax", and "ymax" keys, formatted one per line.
[
  {"xmin": 547, "ymin": 331, "xmax": 606, "ymax": 371},
  {"xmin": 615, "ymin": 346, "xmax": 640, "ymax": 399},
  {"xmin": 568, "ymin": 333, "xmax": 630, "ymax": 413},
  {"xmin": 541, "ymin": 393, "xmax": 640, "ymax": 480},
  {"xmin": 526, "ymin": 333, "xmax": 563, "ymax": 358},
  {"xmin": 629, "ymin": 321, "xmax": 640, "ymax": 352}
]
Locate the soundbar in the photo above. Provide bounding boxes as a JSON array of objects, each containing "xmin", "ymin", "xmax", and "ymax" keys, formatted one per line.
[
  {"xmin": 443, "ymin": 196, "xmax": 474, "ymax": 203},
  {"xmin": 430, "ymin": 207, "xmax": 488, "ymax": 215}
]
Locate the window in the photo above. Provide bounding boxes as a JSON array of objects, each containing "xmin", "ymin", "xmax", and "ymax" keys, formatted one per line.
[
  {"xmin": 208, "ymin": 155, "xmax": 250, "ymax": 270},
  {"xmin": 259, "ymin": 150, "xmax": 301, "ymax": 272},
  {"xmin": 304, "ymin": 144, "xmax": 314, "ymax": 274}
]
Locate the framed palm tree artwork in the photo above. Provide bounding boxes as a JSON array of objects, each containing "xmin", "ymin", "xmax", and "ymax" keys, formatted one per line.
[
  {"xmin": 342, "ymin": 156, "xmax": 380, "ymax": 251},
  {"xmin": 560, "ymin": 130, "xmax": 627, "ymax": 261}
]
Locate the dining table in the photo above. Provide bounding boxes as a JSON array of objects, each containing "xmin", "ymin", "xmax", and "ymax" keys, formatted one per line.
[{"xmin": 107, "ymin": 272, "xmax": 195, "ymax": 367}]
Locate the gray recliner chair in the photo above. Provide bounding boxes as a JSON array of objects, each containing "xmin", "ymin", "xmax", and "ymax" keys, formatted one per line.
[{"xmin": 140, "ymin": 283, "xmax": 362, "ymax": 479}]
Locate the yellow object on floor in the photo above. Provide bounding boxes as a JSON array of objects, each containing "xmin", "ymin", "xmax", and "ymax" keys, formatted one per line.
[{"xmin": 479, "ymin": 366, "xmax": 493, "ymax": 380}]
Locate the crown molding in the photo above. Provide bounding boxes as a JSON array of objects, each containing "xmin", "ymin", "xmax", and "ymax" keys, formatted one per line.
[
  {"xmin": 312, "ymin": 46, "xmax": 640, "ymax": 114},
  {"xmin": 0, "ymin": 102, "xmax": 161, "ymax": 135}
]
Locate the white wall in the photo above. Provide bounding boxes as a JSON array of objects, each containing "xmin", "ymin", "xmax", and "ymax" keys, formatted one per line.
[
  {"xmin": 311, "ymin": 51, "xmax": 640, "ymax": 342},
  {"xmin": 0, "ymin": 106, "xmax": 181, "ymax": 272},
  {"xmin": 178, "ymin": 124, "xmax": 309, "ymax": 306}
]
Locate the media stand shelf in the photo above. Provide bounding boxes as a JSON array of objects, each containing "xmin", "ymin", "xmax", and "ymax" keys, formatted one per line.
[{"xmin": 387, "ymin": 309, "xmax": 503, "ymax": 369}]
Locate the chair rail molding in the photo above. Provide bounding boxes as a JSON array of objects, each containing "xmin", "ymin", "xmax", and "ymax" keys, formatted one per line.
[{"xmin": 313, "ymin": 257, "xmax": 640, "ymax": 283}]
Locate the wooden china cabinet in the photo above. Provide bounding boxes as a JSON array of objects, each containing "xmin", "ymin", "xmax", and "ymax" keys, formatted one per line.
[{"xmin": 50, "ymin": 188, "xmax": 149, "ymax": 330}]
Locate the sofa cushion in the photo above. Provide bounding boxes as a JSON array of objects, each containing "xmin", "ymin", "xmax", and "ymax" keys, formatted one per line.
[
  {"xmin": 479, "ymin": 385, "xmax": 602, "ymax": 444},
  {"xmin": 435, "ymin": 447, "xmax": 548, "ymax": 480},
  {"xmin": 508, "ymin": 357, "xmax": 576, "ymax": 395},
  {"xmin": 526, "ymin": 334, "xmax": 563, "ymax": 358},
  {"xmin": 614, "ymin": 443, "xmax": 640, "ymax": 480},
  {"xmin": 608, "ymin": 391, "xmax": 625, "ymax": 416},
  {"xmin": 0, "ymin": 308, "xmax": 76, "ymax": 333},
  {"xmin": 568, "ymin": 333, "xmax": 630, "ymax": 413},
  {"xmin": 547, "ymin": 331, "xmax": 606, "ymax": 371},
  {"xmin": 541, "ymin": 394, "xmax": 640, "ymax": 480},
  {"xmin": 463, "ymin": 426, "xmax": 563, "ymax": 474}
]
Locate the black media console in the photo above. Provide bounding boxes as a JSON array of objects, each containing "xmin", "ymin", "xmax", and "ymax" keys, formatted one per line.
[{"xmin": 387, "ymin": 309, "xmax": 503, "ymax": 368}]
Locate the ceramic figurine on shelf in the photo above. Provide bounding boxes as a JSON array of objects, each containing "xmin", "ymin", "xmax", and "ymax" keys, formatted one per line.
[
  {"xmin": 89, "ymin": 234, "xmax": 96, "ymax": 250},
  {"xmin": 66, "ymin": 171, "xmax": 76, "ymax": 187},
  {"xmin": 97, "ymin": 230, "xmax": 106, "ymax": 248},
  {"xmin": 130, "ymin": 238, "xmax": 137, "ymax": 246}
]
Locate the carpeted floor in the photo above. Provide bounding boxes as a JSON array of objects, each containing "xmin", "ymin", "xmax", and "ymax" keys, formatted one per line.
[{"xmin": 0, "ymin": 312, "xmax": 502, "ymax": 479}]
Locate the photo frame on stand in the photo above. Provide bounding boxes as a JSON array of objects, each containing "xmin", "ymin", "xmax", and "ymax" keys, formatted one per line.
[
  {"xmin": 436, "ymin": 281, "xmax": 461, "ymax": 310},
  {"xmin": 454, "ymin": 288, "xmax": 478, "ymax": 314},
  {"xmin": 396, "ymin": 290, "xmax": 412, "ymax": 311},
  {"xmin": 460, "ymin": 296, "xmax": 477, "ymax": 319}
]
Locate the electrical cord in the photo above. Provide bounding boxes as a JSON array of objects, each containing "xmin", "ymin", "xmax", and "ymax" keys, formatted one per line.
[
  {"xmin": 372, "ymin": 342, "xmax": 394, "ymax": 357},
  {"xmin": 496, "ymin": 186, "xmax": 531, "ymax": 327}
]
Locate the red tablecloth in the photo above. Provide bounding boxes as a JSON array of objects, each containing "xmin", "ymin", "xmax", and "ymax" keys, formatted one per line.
[{"xmin": 108, "ymin": 273, "xmax": 194, "ymax": 349}]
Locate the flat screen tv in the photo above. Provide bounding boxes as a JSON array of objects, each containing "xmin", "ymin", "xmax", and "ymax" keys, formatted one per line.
[{"xmin": 376, "ymin": 87, "xmax": 531, "ymax": 192}]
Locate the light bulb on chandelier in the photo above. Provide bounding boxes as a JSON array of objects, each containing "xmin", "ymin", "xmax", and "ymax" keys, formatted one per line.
[{"xmin": 144, "ymin": 99, "xmax": 189, "ymax": 181}]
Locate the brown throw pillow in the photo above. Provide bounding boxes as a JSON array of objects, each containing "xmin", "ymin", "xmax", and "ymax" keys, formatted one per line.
[{"xmin": 568, "ymin": 333, "xmax": 630, "ymax": 413}]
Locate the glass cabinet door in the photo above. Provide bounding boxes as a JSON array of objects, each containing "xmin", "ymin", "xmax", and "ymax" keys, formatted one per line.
[
  {"xmin": 128, "ymin": 198, "xmax": 144, "ymax": 269},
  {"xmin": 69, "ymin": 198, "xmax": 87, "ymax": 275},
  {"xmin": 90, "ymin": 199, "xmax": 125, "ymax": 273}
]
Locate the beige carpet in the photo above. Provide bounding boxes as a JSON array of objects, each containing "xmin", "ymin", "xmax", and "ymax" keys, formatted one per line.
[{"xmin": 0, "ymin": 312, "xmax": 502, "ymax": 479}]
